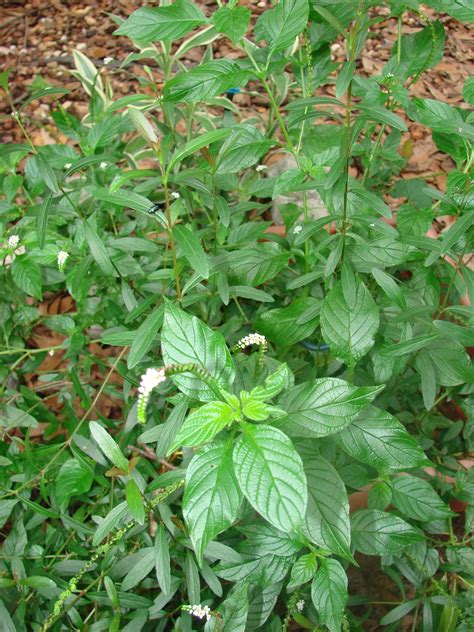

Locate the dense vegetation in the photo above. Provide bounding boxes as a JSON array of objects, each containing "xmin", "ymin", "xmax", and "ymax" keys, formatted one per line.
[{"xmin": 0, "ymin": 0, "xmax": 473, "ymax": 630}]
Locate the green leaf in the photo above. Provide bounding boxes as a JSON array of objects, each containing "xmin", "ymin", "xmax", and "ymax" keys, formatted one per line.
[
  {"xmin": 274, "ymin": 378, "xmax": 382, "ymax": 438},
  {"xmin": 154, "ymin": 525, "xmax": 171, "ymax": 594},
  {"xmin": 168, "ymin": 401, "xmax": 234, "ymax": 453},
  {"xmin": 217, "ymin": 125, "xmax": 273, "ymax": 174},
  {"xmin": 358, "ymin": 105, "xmax": 408, "ymax": 131},
  {"xmin": 11, "ymin": 256, "xmax": 42, "ymax": 300},
  {"xmin": 92, "ymin": 501, "xmax": 129, "ymax": 546},
  {"xmin": 351, "ymin": 510, "xmax": 424, "ymax": 555},
  {"xmin": 311, "ymin": 558, "xmax": 348, "ymax": 632},
  {"xmin": 254, "ymin": 0, "xmax": 309, "ymax": 53},
  {"xmin": 125, "ymin": 479, "xmax": 145, "ymax": 525},
  {"xmin": 380, "ymin": 600, "xmax": 419, "ymax": 626},
  {"xmin": 338, "ymin": 406, "xmax": 429, "ymax": 471},
  {"xmin": 287, "ymin": 553, "xmax": 317, "ymax": 590},
  {"xmin": 36, "ymin": 153, "xmax": 59, "ymax": 193},
  {"xmin": 232, "ymin": 423, "xmax": 307, "ymax": 532},
  {"xmin": 320, "ymin": 280, "xmax": 379, "ymax": 364},
  {"xmin": 174, "ymin": 225, "xmax": 209, "ymax": 279},
  {"xmin": 55, "ymin": 458, "xmax": 94, "ymax": 512},
  {"xmin": 163, "ymin": 60, "xmax": 250, "ymax": 103},
  {"xmin": 161, "ymin": 300, "xmax": 235, "ymax": 401},
  {"xmin": 250, "ymin": 363, "xmax": 291, "ymax": 401},
  {"xmin": 90, "ymin": 422, "xmax": 128, "ymax": 471},
  {"xmin": 217, "ymin": 582, "xmax": 249, "ymax": 632},
  {"xmin": 391, "ymin": 476, "xmax": 452, "ymax": 521},
  {"xmin": 415, "ymin": 350, "xmax": 437, "ymax": 410},
  {"xmin": 336, "ymin": 61, "xmax": 355, "ymax": 98},
  {"xmin": 212, "ymin": 6, "xmax": 250, "ymax": 44},
  {"xmin": 255, "ymin": 297, "xmax": 320, "ymax": 346},
  {"xmin": 115, "ymin": 0, "xmax": 206, "ymax": 42},
  {"xmin": 168, "ymin": 128, "xmax": 233, "ymax": 172},
  {"xmin": 183, "ymin": 437, "xmax": 242, "ymax": 564},
  {"xmin": 0, "ymin": 599, "xmax": 16, "ymax": 632},
  {"xmin": 127, "ymin": 304, "xmax": 164, "ymax": 369},
  {"xmin": 91, "ymin": 187, "xmax": 153, "ymax": 214},
  {"xmin": 84, "ymin": 219, "xmax": 115, "ymax": 276},
  {"xmin": 371, "ymin": 267, "xmax": 406, "ymax": 310},
  {"xmin": 302, "ymin": 455, "xmax": 352, "ymax": 560}
]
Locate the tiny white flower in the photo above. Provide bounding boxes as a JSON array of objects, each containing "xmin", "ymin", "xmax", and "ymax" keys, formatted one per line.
[
  {"xmin": 99, "ymin": 161, "xmax": 108, "ymax": 170},
  {"xmin": 64, "ymin": 163, "xmax": 72, "ymax": 170},
  {"xmin": 296, "ymin": 599, "xmax": 305, "ymax": 612},
  {"xmin": 293, "ymin": 225, "xmax": 303, "ymax": 235},
  {"xmin": 57, "ymin": 250, "xmax": 69, "ymax": 271},
  {"xmin": 170, "ymin": 192, "xmax": 180, "ymax": 200},
  {"xmin": 369, "ymin": 223, "xmax": 375, "ymax": 228},
  {"xmin": 236, "ymin": 333, "xmax": 267, "ymax": 350},
  {"xmin": 256, "ymin": 164, "xmax": 267, "ymax": 172},
  {"xmin": 385, "ymin": 72, "xmax": 394, "ymax": 79},
  {"xmin": 8, "ymin": 235, "xmax": 20, "ymax": 249},
  {"xmin": 48, "ymin": 349, "xmax": 55, "ymax": 357},
  {"xmin": 103, "ymin": 56, "xmax": 113, "ymax": 65},
  {"xmin": 185, "ymin": 604, "xmax": 212, "ymax": 621},
  {"xmin": 137, "ymin": 367, "xmax": 166, "ymax": 423}
]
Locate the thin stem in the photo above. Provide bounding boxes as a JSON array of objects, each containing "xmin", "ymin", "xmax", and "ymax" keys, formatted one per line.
[{"xmin": 162, "ymin": 175, "xmax": 182, "ymax": 301}]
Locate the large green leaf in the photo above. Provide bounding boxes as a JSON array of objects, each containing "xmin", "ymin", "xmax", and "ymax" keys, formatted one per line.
[
  {"xmin": 11, "ymin": 256, "xmax": 42, "ymax": 300},
  {"xmin": 351, "ymin": 510, "xmax": 424, "ymax": 555},
  {"xmin": 212, "ymin": 6, "xmax": 251, "ymax": 45},
  {"xmin": 127, "ymin": 304, "xmax": 164, "ymax": 369},
  {"xmin": 338, "ymin": 407, "xmax": 429, "ymax": 471},
  {"xmin": 54, "ymin": 459, "xmax": 94, "ymax": 512},
  {"xmin": 273, "ymin": 378, "xmax": 381, "ymax": 438},
  {"xmin": 84, "ymin": 219, "xmax": 115, "ymax": 276},
  {"xmin": 217, "ymin": 125, "xmax": 273, "ymax": 174},
  {"xmin": 163, "ymin": 60, "xmax": 250, "ymax": 103},
  {"xmin": 287, "ymin": 553, "xmax": 318, "ymax": 590},
  {"xmin": 168, "ymin": 128, "xmax": 233, "ymax": 171},
  {"xmin": 255, "ymin": 297, "xmax": 320, "ymax": 346},
  {"xmin": 217, "ymin": 582, "xmax": 249, "ymax": 632},
  {"xmin": 232, "ymin": 424, "xmax": 307, "ymax": 532},
  {"xmin": 115, "ymin": 0, "xmax": 206, "ymax": 42},
  {"xmin": 161, "ymin": 300, "xmax": 235, "ymax": 401},
  {"xmin": 311, "ymin": 558, "xmax": 348, "ymax": 632},
  {"xmin": 90, "ymin": 422, "xmax": 128, "ymax": 471},
  {"xmin": 254, "ymin": 0, "xmax": 309, "ymax": 52},
  {"xmin": 183, "ymin": 437, "xmax": 242, "ymax": 563},
  {"xmin": 302, "ymin": 455, "xmax": 352, "ymax": 560},
  {"xmin": 320, "ymin": 280, "xmax": 379, "ymax": 364},
  {"xmin": 168, "ymin": 401, "xmax": 234, "ymax": 453},
  {"xmin": 174, "ymin": 225, "xmax": 209, "ymax": 279},
  {"xmin": 391, "ymin": 476, "xmax": 452, "ymax": 521}
]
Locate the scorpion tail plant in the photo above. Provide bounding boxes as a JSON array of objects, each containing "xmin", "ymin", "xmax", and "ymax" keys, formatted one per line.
[{"xmin": 0, "ymin": 0, "xmax": 473, "ymax": 630}]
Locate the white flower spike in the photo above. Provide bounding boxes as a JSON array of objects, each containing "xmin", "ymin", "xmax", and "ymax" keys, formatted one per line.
[
  {"xmin": 185, "ymin": 604, "xmax": 212, "ymax": 621},
  {"xmin": 8, "ymin": 235, "xmax": 20, "ymax": 249},
  {"xmin": 256, "ymin": 164, "xmax": 267, "ymax": 172},
  {"xmin": 137, "ymin": 367, "xmax": 166, "ymax": 423},
  {"xmin": 103, "ymin": 57, "xmax": 113, "ymax": 65},
  {"xmin": 296, "ymin": 599, "xmax": 305, "ymax": 612},
  {"xmin": 236, "ymin": 333, "xmax": 267, "ymax": 350},
  {"xmin": 293, "ymin": 225, "xmax": 303, "ymax": 235},
  {"xmin": 170, "ymin": 192, "xmax": 180, "ymax": 200},
  {"xmin": 99, "ymin": 161, "xmax": 108, "ymax": 170},
  {"xmin": 57, "ymin": 250, "xmax": 69, "ymax": 272},
  {"xmin": 64, "ymin": 163, "xmax": 72, "ymax": 170}
]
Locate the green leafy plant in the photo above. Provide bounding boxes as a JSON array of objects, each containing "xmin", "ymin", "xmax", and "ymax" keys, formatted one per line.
[{"xmin": 0, "ymin": 0, "xmax": 473, "ymax": 630}]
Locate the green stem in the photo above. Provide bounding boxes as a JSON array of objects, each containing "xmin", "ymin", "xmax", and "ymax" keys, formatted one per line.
[{"xmin": 162, "ymin": 175, "xmax": 182, "ymax": 301}]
